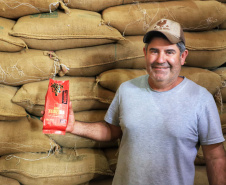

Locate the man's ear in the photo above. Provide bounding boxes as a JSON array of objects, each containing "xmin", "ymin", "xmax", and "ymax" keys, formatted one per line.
[
  {"xmin": 180, "ymin": 49, "xmax": 188, "ymax": 66},
  {"xmin": 143, "ymin": 47, "xmax": 147, "ymax": 57}
]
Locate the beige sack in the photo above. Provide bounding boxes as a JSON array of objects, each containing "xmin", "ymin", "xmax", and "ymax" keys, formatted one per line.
[
  {"xmin": 194, "ymin": 166, "xmax": 209, "ymax": 185},
  {"xmin": 103, "ymin": 148, "xmax": 118, "ymax": 172},
  {"xmin": 0, "ymin": 17, "xmax": 27, "ymax": 52},
  {"xmin": 0, "ymin": 116, "xmax": 59, "ymax": 156},
  {"xmin": 10, "ymin": 9, "xmax": 124, "ymax": 50},
  {"xmin": 184, "ymin": 30, "xmax": 226, "ymax": 69},
  {"xmin": 102, "ymin": 1, "xmax": 226, "ymax": 35},
  {"xmin": 63, "ymin": 0, "xmax": 169, "ymax": 12},
  {"xmin": 89, "ymin": 176, "xmax": 113, "ymax": 185},
  {"xmin": 0, "ymin": 50, "xmax": 61, "ymax": 86},
  {"xmin": 12, "ymin": 76, "xmax": 114, "ymax": 116},
  {"xmin": 213, "ymin": 67, "xmax": 226, "ymax": 103},
  {"xmin": 219, "ymin": 20, "xmax": 226, "ymax": 29},
  {"xmin": 55, "ymin": 36, "xmax": 145, "ymax": 76},
  {"xmin": 75, "ymin": 110, "xmax": 107, "ymax": 122},
  {"xmin": 48, "ymin": 132, "xmax": 118, "ymax": 149},
  {"xmin": 179, "ymin": 67, "xmax": 222, "ymax": 95},
  {"xmin": 0, "ymin": 0, "xmax": 61, "ymax": 19},
  {"xmin": 96, "ymin": 69, "xmax": 147, "ymax": 92},
  {"xmin": 0, "ymin": 148, "xmax": 113, "ymax": 185},
  {"xmin": 0, "ymin": 175, "xmax": 20, "ymax": 185},
  {"xmin": 0, "ymin": 84, "xmax": 27, "ymax": 120}
]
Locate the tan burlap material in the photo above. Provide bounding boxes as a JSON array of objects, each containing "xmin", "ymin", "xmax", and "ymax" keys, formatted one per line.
[
  {"xmin": 0, "ymin": 148, "xmax": 113, "ymax": 185},
  {"xmin": 0, "ymin": 0, "xmax": 61, "ymax": 19},
  {"xmin": 0, "ymin": 116, "xmax": 59, "ymax": 156},
  {"xmin": 10, "ymin": 9, "xmax": 124, "ymax": 50},
  {"xmin": 102, "ymin": 1, "xmax": 226, "ymax": 35},
  {"xmin": 0, "ymin": 17, "xmax": 27, "ymax": 52},
  {"xmin": 12, "ymin": 76, "xmax": 114, "ymax": 116},
  {"xmin": 0, "ymin": 50, "xmax": 60, "ymax": 86},
  {"xmin": 0, "ymin": 84, "xmax": 27, "ymax": 120}
]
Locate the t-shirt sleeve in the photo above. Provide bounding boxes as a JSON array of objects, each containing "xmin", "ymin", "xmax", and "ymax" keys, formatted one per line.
[
  {"xmin": 104, "ymin": 89, "xmax": 120, "ymax": 126},
  {"xmin": 198, "ymin": 91, "xmax": 225, "ymax": 145}
]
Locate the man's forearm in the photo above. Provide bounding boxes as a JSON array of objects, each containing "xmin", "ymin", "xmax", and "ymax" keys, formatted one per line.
[
  {"xmin": 205, "ymin": 153, "xmax": 226, "ymax": 185},
  {"xmin": 68, "ymin": 121, "xmax": 115, "ymax": 142}
]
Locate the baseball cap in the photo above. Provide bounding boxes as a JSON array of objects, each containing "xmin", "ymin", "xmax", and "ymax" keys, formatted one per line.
[{"xmin": 143, "ymin": 19, "xmax": 185, "ymax": 44}]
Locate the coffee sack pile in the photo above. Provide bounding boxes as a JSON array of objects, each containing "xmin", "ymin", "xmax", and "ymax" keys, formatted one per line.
[{"xmin": 0, "ymin": 0, "xmax": 225, "ymax": 184}]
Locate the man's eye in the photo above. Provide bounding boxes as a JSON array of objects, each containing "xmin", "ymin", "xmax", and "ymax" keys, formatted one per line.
[
  {"xmin": 150, "ymin": 50, "xmax": 158, "ymax": 54},
  {"xmin": 166, "ymin": 50, "xmax": 175, "ymax": 55}
]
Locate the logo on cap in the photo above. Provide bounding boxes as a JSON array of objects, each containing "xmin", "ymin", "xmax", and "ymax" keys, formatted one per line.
[{"xmin": 154, "ymin": 20, "xmax": 170, "ymax": 30}]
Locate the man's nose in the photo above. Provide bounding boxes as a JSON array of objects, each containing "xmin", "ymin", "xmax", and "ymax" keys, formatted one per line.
[{"xmin": 156, "ymin": 52, "xmax": 166, "ymax": 63}]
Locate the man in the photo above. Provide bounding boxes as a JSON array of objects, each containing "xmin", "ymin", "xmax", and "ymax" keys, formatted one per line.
[{"xmin": 43, "ymin": 19, "xmax": 226, "ymax": 185}]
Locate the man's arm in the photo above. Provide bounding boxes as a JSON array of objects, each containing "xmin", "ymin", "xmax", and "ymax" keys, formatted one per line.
[
  {"xmin": 65, "ymin": 102, "xmax": 122, "ymax": 142},
  {"xmin": 202, "ymin": 142, "xmax": 226, "ymax": 185}
]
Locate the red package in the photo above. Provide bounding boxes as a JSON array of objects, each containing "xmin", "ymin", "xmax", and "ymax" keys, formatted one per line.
[{"xmin": 43, "ymin": 79, "xmax": 69, "ymax": 135}]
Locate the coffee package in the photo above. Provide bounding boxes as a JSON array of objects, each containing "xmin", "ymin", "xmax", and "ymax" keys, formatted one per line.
[{"xmin": 43, "ymin": 79, "xmax": 69, "ymax": 135}]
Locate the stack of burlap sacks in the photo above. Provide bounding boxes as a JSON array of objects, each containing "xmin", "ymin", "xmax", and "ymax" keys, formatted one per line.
[{"xmin": 0, "ymin": 0, "xmax": 225, "ymax": 184}]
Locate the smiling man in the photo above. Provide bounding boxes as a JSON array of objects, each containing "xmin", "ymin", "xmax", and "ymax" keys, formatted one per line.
[{"xmin": 48, "ymin": 19, "xmax": 226, "ymax": 185}]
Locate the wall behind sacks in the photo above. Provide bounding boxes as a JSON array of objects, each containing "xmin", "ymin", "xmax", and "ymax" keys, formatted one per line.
[{"xmin": 0, "ymin": 0, "xmax": 225, "ymax": 185}]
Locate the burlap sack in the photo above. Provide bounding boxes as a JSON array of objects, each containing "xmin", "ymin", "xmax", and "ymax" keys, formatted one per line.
[
  {"xmin": 96, "ymin": 67, "xmax": 221, "ymax": 95},
  {"xmin": 10, "ymin": 9, "xmax": 124, "ymax": 51},
  {"xmin": 63, "ymin": 0, "xmax": 169, "ymax": 12},
  {"xmin": 0, "ymin": 116, "xmax": 59, "ymax": 156},
  {"xmin": 179, "ymin": 66, "xmax": 222, "ymax": 95},
  {"xmin": 220, "ymin": 104, "xmax": 226, "ymax": 125},
  {"xmin": 12, "ymin": 77, "xmax": 114, "ymax": 116},
  {"xmin": 74, "ymin": 110, "xmax": 107, "ymax": 122},
  {"xmin": 0, "ymin": 148, "xmax": 113, "ymax": 185},
  {"xmin": 222, "ymin": 124, "xmax": 226, "ymax": 134},
  {"xmin": 48, "ymin": 132, "xmax": 118, "ymax": 149},
  {"xmin": 89, "ymin": 176, "xmax": 113, "ymax": 185},
  {"xmin": 219, "ymin": 19, "xmax": 226, "ymax": 29},
  {"xmin": 0, "ymin": 50, "xmax": 62, "ymax": 86},
  {"xmin": 0, "ymin": 84, "xmax": 27, "ymax": 121},
  {"xmin": 55, "ymin": 36, "xmax": 145, "ymax": 76},
  {"xmin": 102, "ymin": 1, "xmax": 226, "ymax": 35},
  {"xmin": 194, "ymin": 166, "xmax": 209, "ymax": 185},
  {"xmin": 0, "ymin": 17, "xmax": 27, "ymax": 52},
  {"xmin": 0, "ymin": 0, "xmax": 61, "ymax": 19},
  {"xmin": 48, "ymin": 110, "xmax": 118, "ymax": 149},
  {"xmin": 103, "ymin": 148, "xmax": 118, "ymax": 172},
  {"xmin": 184, "ymin": 30, "xmax": 226, "ymax": 69},
  {"xmin": 96, "ymin": 69, "xmax": 147, "ymax": 92},
  {"xmin": 0, "ymin": 175, "xmax": 20, "ymax": 185}
]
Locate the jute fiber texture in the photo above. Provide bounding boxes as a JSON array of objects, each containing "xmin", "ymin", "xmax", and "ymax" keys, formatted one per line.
[
  {"xmin": 194, "ymin": 166, "xmax": 209, "ymax": 185},
  {"xmin": 102, "ymin": 1, "xmax": 226, "ymax": 35},
  {"xmin": 0, "ymin": 148, "xmax": 113, "ymax": 185},
  {"xmin": 10, "ymin": 9, "xmax": 124, "ymax": 50},
  {"xmin": 0, "ymin": 49, "xmax": 60, "ymax": 86},
  {"xmin": 12, "ymin": 76, "xmax": 115, "ymax": 116},
  {"xmin": 0, "ymin": 0, "xmax": 60, "ymax": 19},
  {"xmin": 0, "ymin": 84, "xmax": 27, "ymax": 120},
  {"xmin": 0, "ymin": 116, "xmax": 59, "ymax": 156},
  {"xmin": 0, "ymin": 17, "xmax": 27, "ymax": 52},
  {"xmin": 0, "ymin": 175, "xmax": 20, "ymax": 185},
  {"xmin": 55, "ymin": 36, "xmax": 145, "ymax": 77},
  {"xmin": 184, "ymin": 30, "xmax": 226, "ymax": 69},
  {"xmin": 96, "ymin": 69, "xmax": 147, "ymax": 92}
]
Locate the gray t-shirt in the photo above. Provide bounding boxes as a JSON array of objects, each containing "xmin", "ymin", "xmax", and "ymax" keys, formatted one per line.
[{"xmin": 104, "ymin": 75, "xmax": 224, "ymax": 185}]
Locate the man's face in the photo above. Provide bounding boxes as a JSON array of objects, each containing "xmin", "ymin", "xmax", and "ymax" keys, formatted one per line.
[{"xmin": 143, "ymin": 37, "xmax": 188, "ymax": 88}]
